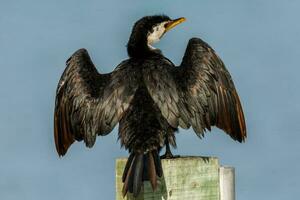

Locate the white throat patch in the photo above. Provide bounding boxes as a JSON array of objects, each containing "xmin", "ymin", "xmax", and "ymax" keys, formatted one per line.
[{"xmin": 147, "ymin": 22, "xmax": 168, "ymax": 49}]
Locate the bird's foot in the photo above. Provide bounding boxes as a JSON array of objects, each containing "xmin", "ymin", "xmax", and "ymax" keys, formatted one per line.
[{"xmin": 160, "ymin": 151, "xmax": 180, "ymax": 159}]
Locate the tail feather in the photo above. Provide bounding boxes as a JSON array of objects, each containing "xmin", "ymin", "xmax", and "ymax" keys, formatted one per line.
[
  {"xmin": 142, "ymin": 154, "xmax": 149, "ymax": 181},
  {"xmin": 152, "ymin": 150, "xmax": 163, "ymax": 177},
  {"xmin": 133, "ymin": 154, "xmax": 143, "ymax": 196},
  {"xmin": 127, "ymin": 156, "xmax": 137, "ymax": 194},
  {"xmin": 122, "ymin": 157, "xmax": 133, "ymax": 197},
  {"xmin": 148, "ymin": 152, "xmax": 157, "ymax": 190},
  {"xmin": 122, "ymin": 153, "xmax": 135, "ymax": 182},
  {"xmin": 122, "ymin": 150, "xmax": 162, "ymax": 197}
]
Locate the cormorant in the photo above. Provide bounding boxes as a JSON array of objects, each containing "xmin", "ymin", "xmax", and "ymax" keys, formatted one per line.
[{"xmin": 54, "ymin": 15, "xmax": 246, "ymax": 197}]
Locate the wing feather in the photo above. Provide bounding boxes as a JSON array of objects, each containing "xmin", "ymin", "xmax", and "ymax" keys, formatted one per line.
[
  {"xmin": 144, "ymin": 38, "xmax": 246, "ymax": 141},
  {"xmin": 142, "ymin": 64, "xmax": 181, "ymax": 128},
  {"xmin": 180, "ymin": 38, "xmax": 246, "ymax": 141},
  {"xmin": 54, "ymin": 49, "xmax": 138, "ymax": 156}
]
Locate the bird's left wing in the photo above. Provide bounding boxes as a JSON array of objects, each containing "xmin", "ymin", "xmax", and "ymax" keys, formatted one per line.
[
  {"xmin": 54, "ymin": 49, "xmax": 138, "ymax": 156},
  {"xmin": 143, "ymin": 38, "xmax": 246, "ymax": 141},
  {"xmin": 177, "ymin": 38, "xmax": 246, "ymax": 141}
]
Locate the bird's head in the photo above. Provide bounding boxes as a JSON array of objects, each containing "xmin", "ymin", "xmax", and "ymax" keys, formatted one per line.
[{"xmin": 127, "ymin": 15, "xmax": 186, "ymax": 58}]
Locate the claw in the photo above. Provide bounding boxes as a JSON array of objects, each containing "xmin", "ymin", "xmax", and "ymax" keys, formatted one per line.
[{"xmin": 160, "ymin": 150, "xmax": 180, "ymax": 159}]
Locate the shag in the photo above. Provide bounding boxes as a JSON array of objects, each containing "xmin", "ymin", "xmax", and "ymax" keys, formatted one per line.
[{"xmin": 54, "ymin": 15, "xmax": 246, "ymax": 197}]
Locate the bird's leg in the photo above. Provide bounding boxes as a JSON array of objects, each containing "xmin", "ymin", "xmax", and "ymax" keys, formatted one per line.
[{"xmin": 160, "ymin": 138, "xmax": 180, "ymax": 159}]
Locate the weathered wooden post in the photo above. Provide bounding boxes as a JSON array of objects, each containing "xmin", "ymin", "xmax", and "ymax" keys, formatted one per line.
[{"xmin": 116, "ymin": 157, "xmax": 235, "ymax": 200}]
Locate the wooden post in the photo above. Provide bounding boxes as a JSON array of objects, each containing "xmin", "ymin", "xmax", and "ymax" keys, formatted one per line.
[{"xmin": 116, "ymin": 157, "xmax": 235, "ymax": 200}]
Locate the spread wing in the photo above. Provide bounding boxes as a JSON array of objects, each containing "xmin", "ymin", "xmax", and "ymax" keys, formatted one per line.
[
  {"xmin": 54, "ymin": 49, "xmax": 138, "ymax": 156},
  {"xmin": 144, "ymin": 38, "xmax": 246, "ymax": 142}
]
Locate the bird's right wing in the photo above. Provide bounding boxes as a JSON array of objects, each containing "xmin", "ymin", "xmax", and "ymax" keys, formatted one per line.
[{"xmin": 54, "ymin": 49, "xmax": 138, "ymax": 156}]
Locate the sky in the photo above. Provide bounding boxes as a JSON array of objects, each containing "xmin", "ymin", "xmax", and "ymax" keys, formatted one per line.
[{"xmin": 1, "ymin": 0, "xmax": 300, "ymax": 199}]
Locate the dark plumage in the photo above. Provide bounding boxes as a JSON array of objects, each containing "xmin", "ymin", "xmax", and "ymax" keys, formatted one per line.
[{"xmin": 54, "ymin": 15, "xmax": 246, "ymax": 197}]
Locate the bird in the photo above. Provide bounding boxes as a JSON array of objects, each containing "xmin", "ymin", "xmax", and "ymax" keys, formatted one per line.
[{"xmin": 54, "ymin": 15, "xmax": 246, "ymax": 197}]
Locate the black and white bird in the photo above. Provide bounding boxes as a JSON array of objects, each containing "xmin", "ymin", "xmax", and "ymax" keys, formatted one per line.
[{"xmin": 54, "ymin": 15, "xmax": 246, "ymax": 197}]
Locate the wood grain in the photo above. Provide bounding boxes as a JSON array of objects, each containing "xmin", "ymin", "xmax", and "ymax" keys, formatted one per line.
[{"xmin": 116, "ymin": 156, "xmax": 221, "ymax": 200}]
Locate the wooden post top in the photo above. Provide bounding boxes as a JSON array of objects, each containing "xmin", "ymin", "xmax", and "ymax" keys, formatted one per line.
[{"xmin": 116, "ymin": 156, "xmax": 228, "ymax": 200}]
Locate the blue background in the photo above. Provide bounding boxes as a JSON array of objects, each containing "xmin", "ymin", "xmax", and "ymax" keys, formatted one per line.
[{"xmin": 1, "ymin": 0, "xmax": 299, "ymax": 199}]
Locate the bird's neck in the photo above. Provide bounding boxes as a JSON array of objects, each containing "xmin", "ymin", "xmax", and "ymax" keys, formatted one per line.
[{"xmin": 127, "ymin": 34, "xmax": 161, "ymax": 58}]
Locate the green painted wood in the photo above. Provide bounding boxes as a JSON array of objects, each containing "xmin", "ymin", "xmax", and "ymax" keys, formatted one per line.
[{"xmin": 116, "ymin": 156, "xmax": 220, "ymax": 200}]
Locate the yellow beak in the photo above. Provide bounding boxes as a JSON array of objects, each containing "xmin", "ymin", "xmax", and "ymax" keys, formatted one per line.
[{"xmin": 165, "ymin": 17, "xmax": 186, "ymax": 32}]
